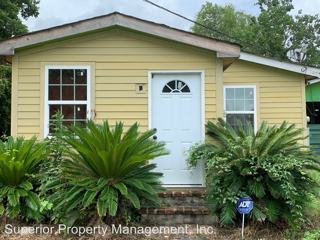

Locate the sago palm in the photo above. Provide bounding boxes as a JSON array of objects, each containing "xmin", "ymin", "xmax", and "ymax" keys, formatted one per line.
[
  {"xmin": 45, "ymin": 120, "xmax": 168, "ymax": 225},
  {"xmin": 0, "ymin": 137, "xmax": 47, "ymax": 220},
  {"xmin": 188, "ymin": 118, "xmax": 320, "ymax": 226}
]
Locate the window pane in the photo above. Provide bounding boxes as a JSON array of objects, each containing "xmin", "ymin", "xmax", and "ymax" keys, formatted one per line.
[
  {"xmin": 62, "ymin": 69, "xmax": 74, "ymax": 84},
  {"xmin": 235, "ymin": 88, "xmax": 244, "ymax": 99},
  {"xmin": 226, "ymin": 99, "xmax": 234, "ymax": 111},
  {"xmin": 226, "ymin": 114, "xmax": 254, "ymax": 130},
  {"xmin": 226, "ymin": 88, "xmax": 234, "ymax": 99},
  {"xmin": 75, "ymin": 86, "xmax": 87, "ymax": 100},
  {"xmin": 167, "ymin": 81, "xmax": 175, "ymax": 90},
  {"xmin": 75, "ymin": 105, "xmax": 87, "ymax": 119},
  {"xmin": 49, "ymin": 86, "xmax": 60, "ymax": 100},
  {"xmin": 63, "ymin": 120, "xmax": 74, "ymax": 127},
  {"xmin": 62, "ymin": 105, "xmax": 74, "ymax": 119},
  {"xmin": 245, "ymin": 99, "xmax": 254, "ymax": 111},
  {"xmin": 49, "ymin": 69, "xmax": 60, "ymax": 84},
  {"xmin": 49, "ymin": 105, "xmax": 61, "ymax": 118},
  {"xmin": 235, "ymin": 100, "xmax": 245, "ymax": 111},
  {"xmin": 245, "ymin": 88, "xmax": 254, "ymax": 99},
  {"xmin": 62, "ymin": 86, "xmax": 74, "ymax": 100},
  {"xmin": 75, "ymin": 69, "xmax": 87, "ymax": 84},
  {"xmin": 162, "ymin": 86, "xmax": 171, "ymax": 93}
]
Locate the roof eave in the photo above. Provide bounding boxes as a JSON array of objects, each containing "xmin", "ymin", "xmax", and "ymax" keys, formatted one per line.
[{"xmin": 239, "ymin": 52, "xmax": 320, "ymax": 79}]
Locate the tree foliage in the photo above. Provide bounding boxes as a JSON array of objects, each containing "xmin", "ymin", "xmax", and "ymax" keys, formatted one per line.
[
  {"xmin": 192, "ymin": 0, "xmax": 320, "ymax": 66},
  {"xmin": 0, "ymin": 0, "xmax": 40, "ymax": 136},
  {"xmin": 188, "ymin": 119, "xmax": 320, "ymax": 226},
  {"xmin": 0, "ymin": 0, "xmax": 39, "ymax": 40},
  {"xmin": 0, "ymin": 65, "xmax": 11, "ymax": 137}
]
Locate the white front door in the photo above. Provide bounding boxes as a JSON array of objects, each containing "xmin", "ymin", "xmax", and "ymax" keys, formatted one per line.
[{"xmin": 151, "ymin": 73, "xmax": 204, "ymax": 186}]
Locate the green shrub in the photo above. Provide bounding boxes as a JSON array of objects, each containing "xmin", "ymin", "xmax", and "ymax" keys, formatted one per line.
[
  {"xmin": 302, "ymin": 229, "xmax": 320, "ymax": 240},
  {"xmin": 44, "ymin": 120, "xmax": 168, "ymax": 225},
  {"xmin": 0, "ymin": 137, "xmax": 47, "ymax": 221},
  {"xmin": 0, "ymin": 65, "xmax": 11, "ymax": 137},
  {"xmin": 38, "ymin": 112, "xmax": 65, "ymax": 221},
  {"xmin": 188, "ymin": 118, "xmax": 320, "ymax": 226}
]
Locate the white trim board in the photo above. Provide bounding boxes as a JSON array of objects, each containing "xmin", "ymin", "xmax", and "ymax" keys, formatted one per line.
[
  {"xmin": 44, "ymin": 65, "xmax": 91, "ymax": 137},
  {"xmin": 239, "ymin": 52, "xmax": 320, "ymax": 79},
  {"xmin": 148, "ymin": 70, "xmax": 206, "ymax": 187}
]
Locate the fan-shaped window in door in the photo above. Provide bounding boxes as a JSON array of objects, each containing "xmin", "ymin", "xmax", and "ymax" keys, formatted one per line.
[{"xmin": 162, "ymin": 80, "xmax": 190, "ymax": 93}]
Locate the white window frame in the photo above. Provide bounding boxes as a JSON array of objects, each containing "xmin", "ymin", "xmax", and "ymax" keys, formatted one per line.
[
  {"xmin": 223, "ymin": 85, "xmax": 257, "ymax": 132},
  {"xmin": 44, "ymin": 65, "xmax": 91, "ymax": 137}
]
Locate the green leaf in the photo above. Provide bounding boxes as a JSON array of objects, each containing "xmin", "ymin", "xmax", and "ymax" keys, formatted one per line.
[
  {"xmin": 7, "ymin": 191, "xmax": 19, "ymax": 207},
  {"xmin": 97, "ymin": 197, "xmax": 108, "ymax": 217},
  {"xmin": 26, "ymin": 192, "xmax": 41, "ymax": 211},
  {"xmin": 220, "ymin": 202, "xmax": 236, "ymax": 225},
  {"xmin": 8, "ymin": 205, "xmax": 20, "ymax": 218},
  {"xmin": 20, "ymin": 181, "xmax": 33, "ymax": 191},
  {"xmin": 114, "ymin": 182, "xmax": 128, "ymax": 196},
  {"xmin": 125, "ymin": 191, "xmax": 140, "ymax": 209},
  {"xmin": 265, "ymin": 200, "xmax": 280, "ymax": 223},
  {"xmin": 108, "ymin": 188, "xmax": 118, "ymax": 216},
  {"xmin": 252, "ymin": 206, "xmax": 266, "ymax": 222},
  {"xmin": 82, "ymin": 190, "xmax": 98, "ymax": 208},
  {"xmin": 0, "ymin": 203, "xmax": 5, "ymax": 215},
  {"xmin": 249, "ymin": 181, "xmax": 265, "ymax": 198}
]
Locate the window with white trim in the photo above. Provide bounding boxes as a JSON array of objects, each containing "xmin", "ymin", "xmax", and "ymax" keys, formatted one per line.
[
  {"xmin": 45, "ymin": 66, "xmax": 90, "ymax": 135},
  {"xmin": 224, "ymin": 86, "xmax": 256, "ymax": 130}
]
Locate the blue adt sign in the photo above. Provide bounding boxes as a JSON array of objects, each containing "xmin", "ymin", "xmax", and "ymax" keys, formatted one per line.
[{"xmin": 236, "ymin": 197, "xmax": 253, "ymax": 214}]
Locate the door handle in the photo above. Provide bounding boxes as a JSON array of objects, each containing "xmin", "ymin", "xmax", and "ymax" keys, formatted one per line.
[{"xmin": 153, "ymin": 135, "xmax": 158, "ymax": 140}]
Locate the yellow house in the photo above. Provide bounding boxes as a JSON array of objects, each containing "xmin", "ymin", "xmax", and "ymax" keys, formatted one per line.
[{"xmin": 1, "ymin": 12, "xmax": 320, "ymax": 187}]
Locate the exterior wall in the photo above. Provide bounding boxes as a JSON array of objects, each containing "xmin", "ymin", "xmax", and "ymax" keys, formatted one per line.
[
  {"xmin": 306, "ymin": 82, "xmax": 320, "ymax": 102},
  {"xmin": 12, "ymin": 28, "xmax": 217, "ymax": 138},
  {"xmin": 223, "ymin": 60, "xmax": 306, "ymax": 128}
]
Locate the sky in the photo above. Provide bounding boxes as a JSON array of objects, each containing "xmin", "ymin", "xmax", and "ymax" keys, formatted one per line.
[{"xmin": 23, "ymin": 0, "xmax": 320, "ymax": 32}]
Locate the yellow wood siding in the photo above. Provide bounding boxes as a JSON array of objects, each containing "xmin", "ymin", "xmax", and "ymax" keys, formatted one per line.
[
  {"xmin": 13, "ymin": 29, "xmax": 217, "ymax": 138},
  {"xmin": 223, "ymin": 60, "xmax": 306, "ymax": 128}
]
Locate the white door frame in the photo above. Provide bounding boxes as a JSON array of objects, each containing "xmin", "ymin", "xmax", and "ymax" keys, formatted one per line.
[{"xmin": 148, "ymin": 70, "xmax": 206, "ymax": 187}]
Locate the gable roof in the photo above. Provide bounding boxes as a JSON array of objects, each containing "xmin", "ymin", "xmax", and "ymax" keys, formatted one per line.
[
  {"xmin": 0, "ymin": 12, "xmax": 240, "ymax": 57},
  {"xmin": 239, "ymin": 52, "xmax": 320, "ymax": 80}
]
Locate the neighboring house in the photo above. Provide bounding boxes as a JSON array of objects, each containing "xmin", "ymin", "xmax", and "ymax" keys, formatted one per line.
[
  {"xmin": 306, "ymin": 79, "xmax": 320, "ymax": 155},
  {"xmin": 1, "ymin": 12, "xmax": 320, "ymax": 187}
]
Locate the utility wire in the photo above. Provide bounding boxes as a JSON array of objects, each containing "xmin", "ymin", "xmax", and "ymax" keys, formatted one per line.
[{"xmin": 142, "ymin": 0, "xmax": 266, "ymax": 53}]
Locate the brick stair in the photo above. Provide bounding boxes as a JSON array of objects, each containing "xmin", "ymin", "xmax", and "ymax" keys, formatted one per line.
[{"xmin": 140, "ymin": 190, "xmax": 217, "ymax": 225}]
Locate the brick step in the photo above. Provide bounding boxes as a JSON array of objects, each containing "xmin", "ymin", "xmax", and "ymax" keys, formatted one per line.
[
  {"xmin": 140, "ymin": 206, "xmax": 217, "ymax": 225},
  {"xmin": 140, "ymin": 206, "xmax": 208, "ymax": 215},
  {"xmin": 140, "ymin": 190, "xmax": 217, "ymax": 225},
  {"xmin": 159, "ymin": 190, "xmax": 206, "ymax": 206}
]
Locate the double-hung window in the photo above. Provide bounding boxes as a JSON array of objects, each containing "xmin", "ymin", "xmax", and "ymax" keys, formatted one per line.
[
  {"xmin": 45, "ymin": 66, "xmax": 90, "ymax": 136},
  {"xmin": 224, "ymin": 86, "xmax": 256, "ymax": 131}
]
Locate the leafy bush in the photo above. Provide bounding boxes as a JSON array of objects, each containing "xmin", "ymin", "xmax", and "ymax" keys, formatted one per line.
[
  {"xmin": 188, "ymin": 118, "xmax": 320, "ymax": 226},
  {"xmin": 38, "ymin": 112, "xmax": 65, "ymax": 221},
  {"xmin": 0, "ymin": 137, "xmax": 47, "ymax": 221},
  {"xmin": 0, "ymin": 65, "xmax": 11, "ymax": 137},
  {"xmin": 44, "ymin": 120, "xmax": 168, "ymax": 225},
  {"xmin": 302, "ymin": 229, "xmax": 320, "ymax": 240}
]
